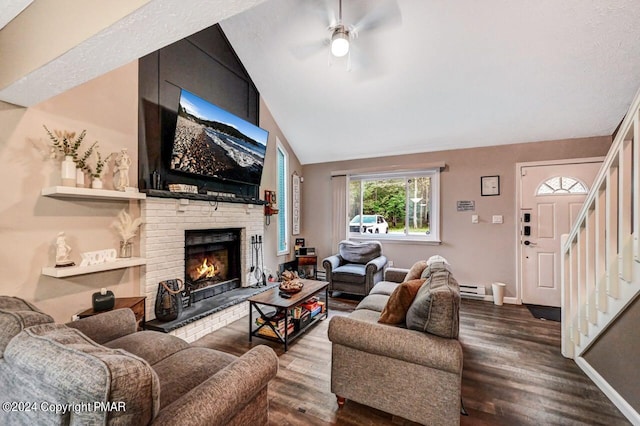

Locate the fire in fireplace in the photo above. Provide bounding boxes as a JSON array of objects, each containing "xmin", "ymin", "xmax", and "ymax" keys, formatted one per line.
[
  {"xmin": 187, "ymin": 250, "xmax": 227, "ymax": 287},
  {"xmin": 184, "ymin": 229, "xmax": 241, "ymax": 304},
  {"xmin": 191, "ymin": 257, "xmax": 220, "ymax": 281}
]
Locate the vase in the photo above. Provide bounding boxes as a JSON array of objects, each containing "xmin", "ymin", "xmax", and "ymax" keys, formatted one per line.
[
  {"xmin": 119, "ymin": 241, "xmax": 132, "ymax": 258},
  {"xmin": 91, "ymin": 178, "xmax": 103, "ymax": 189},
  {"xmin": 76, "ymin": 168, "xmax": 85, "ymax": 188},
  {"xmin": 61, "ymin": 155, "xmax": 76, "ymax": 187}
]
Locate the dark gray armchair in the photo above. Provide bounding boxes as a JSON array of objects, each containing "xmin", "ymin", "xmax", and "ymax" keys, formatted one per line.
[{"xmin": 322, "ymin": 240, "xmax": 388, "ymax": 296}]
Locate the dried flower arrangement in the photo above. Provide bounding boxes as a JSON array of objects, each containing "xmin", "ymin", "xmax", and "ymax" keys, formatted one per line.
[
  {"xmin": 43, "ymin": 125, "xmax": 111, "ymax": 178},
  {"xmin": 43, "ymin": 125, "xmax": 87, "ymax": 157},
  {"xmin": 74, "ymin": 141, "xmax": 98, "ymax": 172},
  {"xmin": 84, "ymin": 150, "xmax": 113, "ymax": 179},
  {"xmin": 112, "ymin": 209, "xmax": 143, "ymax": 244}
]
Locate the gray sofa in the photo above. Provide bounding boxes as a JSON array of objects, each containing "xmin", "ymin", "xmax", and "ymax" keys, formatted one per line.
[
  {"xmin": 328, "ymin": 261, "xmax": 463, "ymax": 425},
  {"xmin": 0, "ymin": 296, "xmax": 278, "ymax": 425},
  {"xmin": 322, "ymin": 240, "xmax": 388, "ymax": 296}
]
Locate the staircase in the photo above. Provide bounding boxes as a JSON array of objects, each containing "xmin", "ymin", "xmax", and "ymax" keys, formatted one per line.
[{"xmin": 561, "ymin": 85, "xmax": 640, "ymax": 423}]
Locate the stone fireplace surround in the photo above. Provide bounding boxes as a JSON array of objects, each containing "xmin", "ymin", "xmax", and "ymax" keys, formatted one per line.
[{"xmin": 141, "ymin": 196, "xmax": 264, "ymax": 342}]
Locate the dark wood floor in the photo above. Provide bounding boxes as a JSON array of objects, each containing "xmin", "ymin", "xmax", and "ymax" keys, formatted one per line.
[{"xmin": 193, "ymin": 296, "xmax": 629, "ymax": 425}]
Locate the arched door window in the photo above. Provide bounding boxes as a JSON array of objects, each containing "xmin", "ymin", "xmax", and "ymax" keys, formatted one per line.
[{"xmin": 536, "ymin": 176, "xmax": 588, "ymax": 195}]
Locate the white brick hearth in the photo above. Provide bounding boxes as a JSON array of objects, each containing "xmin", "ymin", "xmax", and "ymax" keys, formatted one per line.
[{"xmin": 141, "ymin": 197, "xmax": 263, "ymax": 342}]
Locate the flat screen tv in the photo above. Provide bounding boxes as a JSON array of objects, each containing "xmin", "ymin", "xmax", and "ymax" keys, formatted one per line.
[{"xmin": 170, "ymin": 89, "xmax": 268, "ymax": 187}]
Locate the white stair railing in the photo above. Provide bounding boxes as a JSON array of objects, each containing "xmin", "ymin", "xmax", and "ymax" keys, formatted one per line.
[{"xmin": 561, "ymin": 86, "xmax": 640, "ymax": 423}]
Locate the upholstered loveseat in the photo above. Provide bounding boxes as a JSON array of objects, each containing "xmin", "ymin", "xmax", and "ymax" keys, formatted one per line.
[
  {"xmin": 0, "ymin": 296, "xmax": 278, "ymax": 425},
  {"xmin": 322, "ymin": 240, "xmax": 388, "ymax": 296},
  {"xmin": 328, "ymin": 259, "xmax": 463, "ymax": 425}
]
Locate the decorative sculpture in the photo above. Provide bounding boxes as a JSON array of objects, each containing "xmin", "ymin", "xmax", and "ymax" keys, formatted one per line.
[
  {"xmin": 55, "ymin": 232, "xmax": 75, "ymax": 267},
  {"xmin": 113, "ymin": 148, "xmax": 131, "ymax": 191}
]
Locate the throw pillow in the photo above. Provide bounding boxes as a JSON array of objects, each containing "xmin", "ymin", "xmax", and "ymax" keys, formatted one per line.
[
  {"xmin": 419, "ymin": 261, "xmax": 451, "ymax": 280},
  {"xmin": 406, "ymin": 270, "xmax": 460, "ymax": 338},
  {"xmin": 339, "ymin": 240, "xmax": 383, "ymax": 264},
  {"xmin": 403, "ymin": 260, "xmax": 428, "ymax": 282},
  {"xmin": 427, "ymin": 255, "xmax": 450, "ymax": 266},
  {"xmin": 378, "ymin": 278, "xmax": 427, "ymax": 324},
  {"xmin": 419, "ymin": 265, "xmax": 431, "ymax": 280}
]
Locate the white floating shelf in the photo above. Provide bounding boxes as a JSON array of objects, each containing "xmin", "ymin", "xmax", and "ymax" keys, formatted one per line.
[
  {"xmin": 42, "ymin": 257, "xmax": 146, "ymax": 278},
  {"xmin": 41, "ymin": 186, "xmax": 146, "ymax": 200}
]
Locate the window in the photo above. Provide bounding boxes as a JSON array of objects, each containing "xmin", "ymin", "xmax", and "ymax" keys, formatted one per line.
[
  {"xmin": 276, "ymin": 141, "xmax": 288, "ymax": 254},
  {"xmin": 536, "ymin": 176, "xmax": 588, "ymax": 195},
  {"xmin": 348, "ymin": 169, "xmax": 440, "ymax": 242}
]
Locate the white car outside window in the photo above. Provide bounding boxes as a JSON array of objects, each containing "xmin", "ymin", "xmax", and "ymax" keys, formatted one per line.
[{"xmin": 349, "ymin": 215, "xmax": 389, "ymax": 234}]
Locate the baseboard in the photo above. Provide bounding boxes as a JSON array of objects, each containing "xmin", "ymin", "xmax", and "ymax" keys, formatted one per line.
[
  {"xmin": 575, "ymin": 357, "xmax": 640, "ymax": 425},
  {"xmin": 477, "ymin": 295, "xmax": 520, "ymax": 304}
]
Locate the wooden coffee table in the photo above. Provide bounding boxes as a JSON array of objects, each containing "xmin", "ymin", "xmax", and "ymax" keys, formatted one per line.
[{"xmin": 249, "ymin": 279, "xmax": 328, "ymax": 351}]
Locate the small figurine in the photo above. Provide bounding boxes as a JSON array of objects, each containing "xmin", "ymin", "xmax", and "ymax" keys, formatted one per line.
[
  {"xmin": 113, "ymin": 148, "xmax": 131, "ymax": 191},
  {"xmin": 55, "ymin": 232, "xmax": 75, "ymax": 267}
]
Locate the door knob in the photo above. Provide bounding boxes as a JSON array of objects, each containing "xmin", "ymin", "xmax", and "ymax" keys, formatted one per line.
[{"xmin": 523, "ymin": 240, "xmax": 537, "ymax": 246}]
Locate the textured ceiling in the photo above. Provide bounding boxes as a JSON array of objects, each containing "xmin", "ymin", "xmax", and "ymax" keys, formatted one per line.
[
  {"xmin": 0, "ymin": 0, "xmax": 32, "ymax": 30},
  {"xmin": 221, "ymin": 0, "xmax": 640, "ymax": 164},
  {"xmin": 0, "ymin": 0, "xmax": 266, "ymax": 107},
  {"xmin": 3, "ymin": 0, "xmax": 640, "ymax": 165}
]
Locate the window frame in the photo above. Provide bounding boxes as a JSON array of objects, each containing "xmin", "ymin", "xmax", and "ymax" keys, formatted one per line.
[
  {"xmin": 276, "ymin": 140, "xmax": 289, "ymax": 255},
  {"xmin": 347, "ymin": 168, "xmax": 440, "ymax": 243},
  {"xmin": 535, "ymin": 176, "xmax": 589, "ymax": 196}
]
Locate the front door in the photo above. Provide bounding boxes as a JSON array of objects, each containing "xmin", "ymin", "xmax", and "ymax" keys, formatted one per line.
[{"xmin": 520, "ymin": 160, "xmax": 602, "ymax": 307}]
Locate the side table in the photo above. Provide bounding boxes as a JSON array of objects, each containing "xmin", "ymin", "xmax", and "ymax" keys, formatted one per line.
[
  {"xmin": 77, "ymin": 296, "xmax": 146, "ymax": 330},
  {"xmin": 296, "ymin": 254, "xmax": 317, "ymax": 279}
]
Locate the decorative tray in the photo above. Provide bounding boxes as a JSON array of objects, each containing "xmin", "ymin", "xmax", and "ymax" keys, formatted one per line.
[{"xmin": 279, "ymin": 280, "xmax": 304, "ymax": 294}]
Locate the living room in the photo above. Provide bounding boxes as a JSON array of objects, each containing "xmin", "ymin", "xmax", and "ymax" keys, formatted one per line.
[{"xmin": 1, "ymin": 1, "xmax": 639, "ymax": 425}]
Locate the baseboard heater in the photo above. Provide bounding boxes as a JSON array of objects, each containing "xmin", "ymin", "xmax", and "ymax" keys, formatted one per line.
[{"xmin": 459, "ymin": 284, "xmax": 486, "ymax": 300}]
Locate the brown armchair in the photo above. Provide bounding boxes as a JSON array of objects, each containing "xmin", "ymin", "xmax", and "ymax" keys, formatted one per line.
[{"xmin": 322, "ymin": 240, "xmax": 388, "ymax": 296}]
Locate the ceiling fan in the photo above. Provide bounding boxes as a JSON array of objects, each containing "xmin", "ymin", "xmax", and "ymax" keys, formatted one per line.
[
  {"xmin": 297, "ymin": 0, "xmax": 402, "ymax": 68},
  {"xmin": 328, "ymin": 0, "xmax": 352, "ymax": 58}
]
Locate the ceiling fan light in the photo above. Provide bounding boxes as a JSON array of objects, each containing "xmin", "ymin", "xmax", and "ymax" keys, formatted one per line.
[{"xmin": 331, "ymin": 30, "xmax": 350, "ymax": 57}]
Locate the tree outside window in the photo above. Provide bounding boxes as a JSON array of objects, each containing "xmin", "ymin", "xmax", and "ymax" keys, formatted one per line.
[{"xmin": 348, "ymin": 170, "xmax": 439, "ymax": 241}]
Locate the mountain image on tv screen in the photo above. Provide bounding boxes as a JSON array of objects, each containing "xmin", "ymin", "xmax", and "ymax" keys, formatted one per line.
[{"xmin": 170, "ymin": 89, "xmax": 268, "ymax": 186}]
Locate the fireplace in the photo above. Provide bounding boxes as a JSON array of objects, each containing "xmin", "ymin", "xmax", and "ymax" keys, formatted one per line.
[{"xmin": 184, "ymin": 229, "xmax": 241, "ymax": 304}]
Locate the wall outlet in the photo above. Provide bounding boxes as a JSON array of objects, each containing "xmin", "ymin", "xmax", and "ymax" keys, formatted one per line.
[
  {"xmin": 492, "ymin": 215, "xmax": 503, "ymax": 224},
  {"xmin": 472, "ymin": 214, "xmax": 479, "ymax": 224},
  {"xmin": 388, "ymin": 261, "xmax": 394, "ymax": 267}
]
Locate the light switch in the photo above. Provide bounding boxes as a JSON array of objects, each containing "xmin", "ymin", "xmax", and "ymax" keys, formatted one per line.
[
  {"xmin": 472, "ymin": 214, "xmax": 479, "ymax": 224},
  {"xmin": 492, "ymin": 215, "xmax": 503, "ymax": 224}
]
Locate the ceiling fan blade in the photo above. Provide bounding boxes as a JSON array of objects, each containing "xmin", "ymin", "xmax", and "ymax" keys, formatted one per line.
[
  {"xmin": 290, "ymin": 38, "xmax": 330, "ymax": 61},
  {"xmin": 304, "ymin": 0, "xmax": 338, "ymax": 28},
  {"xmin": 350, "ymin": 0, "xmax": 402, "ymax": 35},
  {"xmin": 347, "ymin": 39, "xmax": 386, "ymax": 81}
]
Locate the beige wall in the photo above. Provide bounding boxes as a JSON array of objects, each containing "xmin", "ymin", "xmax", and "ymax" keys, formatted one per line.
[
  {"xmin": 0, "ymin": 0, "xmax": 150, "ymax": 90},
  {"xmin": 259, "ymin": 98, "xmax": 302, "ymax": 278},
  {"xmin": 0, "ymin": 61, "xmax": 140, "ymax": 322},
  {"xmin": 302, "ymin": 136, "xmax": 611, "ymax": 299},
  {"xmin": 0, "ymin": 63, "xmax": 300, "ymax": 322}
]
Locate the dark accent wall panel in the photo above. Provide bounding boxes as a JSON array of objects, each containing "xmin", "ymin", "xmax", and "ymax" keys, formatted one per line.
[
  {"xmin": 583, "ymin": 295, "xmax": 640, "ymax": 412},
  {"xmin": 188, "ymin": 26, "xmax": 248, "ymax": 79},
  {"xmin": 138, "ymin": 50, "xmax": 160, "ymax": 189},
  {"xmin": 138, "ymin": 24, "xmax": 260, "ymax": 197}
]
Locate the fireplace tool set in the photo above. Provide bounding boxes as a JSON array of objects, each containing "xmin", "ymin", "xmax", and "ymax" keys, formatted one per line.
[{"xmin": 251, "ymin": 235, "xmax": 267, "ymax": 286}]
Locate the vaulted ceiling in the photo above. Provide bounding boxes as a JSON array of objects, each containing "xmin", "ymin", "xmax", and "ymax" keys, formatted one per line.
[
  {"xmin": 3, "ymin": 0, "xmax": 640, "ymax": 165},
  {"xmin": 220, "ymin": 0, "xmax": 640, "ymax": 164}
]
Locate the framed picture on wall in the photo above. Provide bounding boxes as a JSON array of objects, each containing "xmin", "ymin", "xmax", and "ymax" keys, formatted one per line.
[{"xmin": 481, "ymin": 175, "xmax": 500, "ymax": 196}]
